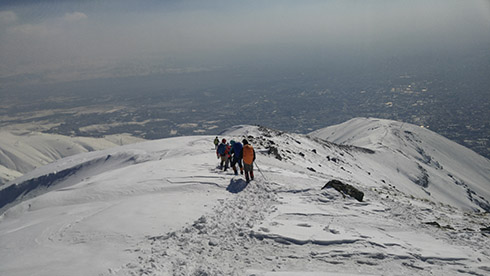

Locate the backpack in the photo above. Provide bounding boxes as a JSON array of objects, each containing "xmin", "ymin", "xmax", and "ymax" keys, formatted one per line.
[
  {"xmin": 242, "ymin": 144, "xmax": 255, "ymax": 164},
  {"xmin": 232, "ymin": 142, "xmax": 243, "ymax": 156},
  {"xmin": 217, "ymin": 143, "xmax": 226, "ymax": 155}
]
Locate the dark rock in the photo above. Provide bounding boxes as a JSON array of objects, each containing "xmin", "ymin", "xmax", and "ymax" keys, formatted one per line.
[
  {"xmin": 424, "ymin": 221, "xmax": 441, "ymax": 227},
  {"xmin": 193, "ymin": 216, "xmax": 207, "ymax": 230},
  {"xmin": 267, "ymin": 146, "xmax": 282, "ymax": 161},
  {"xmin": 307, "ymin": 167, "xmax": 316, "ymax": 172},
  {"xmin": 208, "ymin": 239, "xmax": 219, "ymax": 246},
  {"xmin": 443, "ymin": 224, "xmax": 455, "ymax": 230},
  {"xmin": 424, "ymin": 221, "xmax": 455, "ymax": 230},
  {"xmin": 413, "ymin": 164, "xmax": 429, "ymax": 188},
  {"xmin": 322, "ymin": 180, "xmax": 364, "ymax": 202}
]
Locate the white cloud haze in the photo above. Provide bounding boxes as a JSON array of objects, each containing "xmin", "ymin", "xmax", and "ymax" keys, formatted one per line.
[
  {"xmin": 0, "ymin": 0, "xmax": 489, "ymax": 88},
  {"xmin": 62, "ymin": 12, "xmax": 88, "ymax": 22},
  {"xmin": 0, "ymin": 10, "xmax": 17, "ymax": 24}
]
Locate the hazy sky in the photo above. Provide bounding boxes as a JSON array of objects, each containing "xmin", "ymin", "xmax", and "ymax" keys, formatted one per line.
[{"xmin": 1, "ymin": 0, "xmax": 489, "ymax": 88}]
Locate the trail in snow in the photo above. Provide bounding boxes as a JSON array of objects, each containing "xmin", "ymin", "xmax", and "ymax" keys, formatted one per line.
[
  {"xmin": 110, "ymin": 175, "xmax": 279, "ymax": 276},
  {"xmin": 2, "ymin": 122, "xmax": 489, "ymax": 276},
  {"xmin": 105, "ymin": 124, "xmax": 489, "ymax": 276},
  {"xmin": 108, "ymin": 166, "xmax": 489, "ymax": 276}
]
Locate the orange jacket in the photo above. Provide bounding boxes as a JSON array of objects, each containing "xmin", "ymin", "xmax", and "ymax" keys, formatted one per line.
[{"xmin": 242, "ymin": 144, "xmax": 255, "ymax": 165}]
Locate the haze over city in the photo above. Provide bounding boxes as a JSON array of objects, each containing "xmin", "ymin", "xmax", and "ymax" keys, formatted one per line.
[{"xmin": 1, "ymin": 0, "xmax": 489, "ymax": 157}]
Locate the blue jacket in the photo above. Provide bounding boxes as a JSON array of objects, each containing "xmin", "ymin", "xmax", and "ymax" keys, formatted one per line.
[
  {"xmin": 231, "ymin": 142, "xmax": 243, "ymax": 157},
  {"xmin": 217, "ymin": 143, "xmax": 227, "ymax": 156}
]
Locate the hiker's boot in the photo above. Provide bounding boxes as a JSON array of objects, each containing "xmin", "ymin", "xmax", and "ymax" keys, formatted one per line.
[{"xmin": 250, "ymin": 172, "xmax": 254, "ymax": 180}]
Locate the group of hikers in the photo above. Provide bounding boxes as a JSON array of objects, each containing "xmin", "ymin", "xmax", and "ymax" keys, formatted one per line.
[{"xmin": 214, "ymin": 136, "xmax": 256, "ymax": 183}]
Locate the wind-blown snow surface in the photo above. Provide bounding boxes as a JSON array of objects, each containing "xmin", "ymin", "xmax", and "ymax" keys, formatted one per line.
[
  {"xmin": 310, "ymin": 118, "xmax": 490, "ymax": 212},
  {"xmin": 0, "ymin": 131, "xmax": 144, "ymax": 185},
  {"xmin": 0, "ymin": 121, "xmax": 489, "ymax": 276}
]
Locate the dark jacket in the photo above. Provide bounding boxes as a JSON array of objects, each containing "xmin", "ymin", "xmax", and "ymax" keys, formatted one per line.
[
  {"xmin": 231, "ymin": 142, "xmax": 243, "ymax": 157},
  {"xmin": 217, "ymin": 143, "xmax": 227, "ymax": 156}
]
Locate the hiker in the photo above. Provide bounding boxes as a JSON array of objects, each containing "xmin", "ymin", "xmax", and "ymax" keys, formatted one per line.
[
  {"xmin": 230, "ymin": 140, "xmax": 244, "ymax": 175},
  {"xmin": 213, "ymin": 136, "xmax": 219, "ymax": 149},
  {"xmin": 240, "ymin": 139, "xmax": 256, "ymax": 182},
  {"xmin": 216, "ymin": 138, "xmax": 229, "ymax": 171}
]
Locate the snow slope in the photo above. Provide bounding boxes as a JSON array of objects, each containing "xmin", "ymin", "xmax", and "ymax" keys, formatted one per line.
[
  {"xmin": 310, "ymin": 117, "xmax": 490, "ymax": 212},
  {"xmin": 0, "ymin": 130, "xmax": 144, "ymax": 185},
  {"xmin": 0, "ymin": 120, "xmax": 489, "ymax": 276}
]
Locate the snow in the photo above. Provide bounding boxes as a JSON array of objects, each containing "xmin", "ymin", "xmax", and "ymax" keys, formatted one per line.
[
  {"xmin": 0, "ymin": 119, "xmax": 489, "ymax": 276},
  {"xmin": 0, "ymin": 130, "xmax": 144, "ymax": 185},
  {"xmin": 310, "ymin": 117, "xmax": 490, "ymax": 212},
  {"xmin": 1, "ymin": 136, "xmax": 229, "ymax": 276}
]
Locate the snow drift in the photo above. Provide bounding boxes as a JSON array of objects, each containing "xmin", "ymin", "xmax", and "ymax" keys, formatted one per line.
[
  {"xmin": 0, "ymin": 118, "xmax": 489, "ymax": 276},
  {"xmin": 0, "ymin": 130, "xmax": 143, "ymax": 185}
]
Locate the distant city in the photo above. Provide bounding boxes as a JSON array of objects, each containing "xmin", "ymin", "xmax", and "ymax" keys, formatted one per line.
[{"xmin": 1, "ymin": 57, "xmax": 489, "ymax": 159}]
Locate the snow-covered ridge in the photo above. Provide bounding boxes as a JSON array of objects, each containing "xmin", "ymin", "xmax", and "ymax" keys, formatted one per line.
[
  {"xmin": 0, "ymin": 130, "xmax": 144, "ymax": 185},
  {"xmin": 0, "ymin": 119, "xmax": 489, "ymax": 276},
  {"xmin": 0, "ymin": 150, "xmax": 144, "ymax": 214},
  {"xmin": 310, "ymin": 117, "xmax": 490, "ymax": 212}
]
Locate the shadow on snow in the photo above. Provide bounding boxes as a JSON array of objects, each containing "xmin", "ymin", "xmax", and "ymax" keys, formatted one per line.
[{"xmin": 226, "ymin": 178, "xmax": 248, "ymax": 194}]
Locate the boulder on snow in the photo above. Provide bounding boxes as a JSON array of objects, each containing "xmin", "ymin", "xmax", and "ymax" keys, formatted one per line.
[
  {"xmin": 322, "ymin": 180, "xmax": 364, "ymax": 202},
  {"xmin": 424, "ymin": 221, "xmax": 455, "ymax": 230},
  {"xmin": 267, "ymin": 145, "xmax": 282, "ymax": 161}
]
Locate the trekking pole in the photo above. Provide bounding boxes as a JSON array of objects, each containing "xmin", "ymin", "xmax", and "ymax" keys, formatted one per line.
[{"xmin": 254, "ymin": 161, "xmax": 268, "ymax": 182}]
